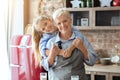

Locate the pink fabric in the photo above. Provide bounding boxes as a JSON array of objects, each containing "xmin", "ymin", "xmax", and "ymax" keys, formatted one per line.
[
  {"xmin": 10, "ymin": 34, "xmax": 47, "ymax": 80},
  {"xmin": 10, "ymin": 35, "xmax": 22, "ymax": 80}
]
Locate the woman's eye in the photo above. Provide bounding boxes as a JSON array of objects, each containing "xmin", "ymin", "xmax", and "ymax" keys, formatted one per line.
[{"xmin": 63, "ymin": 20, "xmax": 67, "ymax": 23}]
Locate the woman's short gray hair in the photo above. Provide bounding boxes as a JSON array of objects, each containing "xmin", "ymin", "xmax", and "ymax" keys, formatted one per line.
[{"xmin": 52, "ymin": 8, "xmax": 71, "ymax": 21}]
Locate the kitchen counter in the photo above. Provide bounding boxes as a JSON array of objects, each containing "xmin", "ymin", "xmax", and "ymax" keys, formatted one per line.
[{"xmin": 85, "ymin": 64, "xmax": 120, "ymax": 80}]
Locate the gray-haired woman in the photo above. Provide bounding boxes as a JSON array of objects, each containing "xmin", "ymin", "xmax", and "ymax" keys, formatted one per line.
[{"xmin": 41, "ymin": 8, "xmax": 98, "ymax": 80}]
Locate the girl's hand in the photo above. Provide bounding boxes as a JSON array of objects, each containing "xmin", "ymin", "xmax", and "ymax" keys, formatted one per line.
[
  {"xmin": 62, "ymin": 48, "xmax": 72, "ymax": 58},
  {"xmin": 73, "ymin": 38, "xmax": 88, "ymax": 59},
  {"xmin": 58, "ymin": 49, "xmax": 72, "ymax": 58},
  {"xmin": 72, "ymin": 38, "xmax": 83, "ymax": 49}
]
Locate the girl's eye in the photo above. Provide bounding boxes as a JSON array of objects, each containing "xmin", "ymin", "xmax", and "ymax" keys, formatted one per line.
[
  {"xmin": 57, "ymin": 22, "xmax": 61, "ymax": 26},
  {"xmin": 42, "ymin": 28, "xmax": 45, "ymax": 31}
]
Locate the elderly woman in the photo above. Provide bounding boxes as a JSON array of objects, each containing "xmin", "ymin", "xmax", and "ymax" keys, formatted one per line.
[{"xmin": 41, "ymin": 8, "xmax": 98, "ymax": 80}]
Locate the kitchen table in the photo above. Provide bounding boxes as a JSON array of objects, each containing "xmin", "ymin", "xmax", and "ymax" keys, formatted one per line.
[{"xmin": 85, "ymin": 64, "xmax": 120, "ymax": 80}]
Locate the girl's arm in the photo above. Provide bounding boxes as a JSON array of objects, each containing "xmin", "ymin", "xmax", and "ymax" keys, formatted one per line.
[
  {"xmin": 72, "ymin": 38, "xmax": 88, "ymax": 59},
  {"xmin": 61, "ymin": 44, "xmax": 75, "ymax": 58},
  {"xmin": 60, "ymin": 38, "xmax": 88, "ymax": 59},
  {"xmin": 47, "ymin": 45, "xmax": 58, "ymax": 66}
]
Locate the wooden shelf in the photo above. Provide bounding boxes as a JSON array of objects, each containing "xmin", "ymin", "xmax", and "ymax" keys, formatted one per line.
[
  {"xmin": 65, "ymin": 7, "xmax": 120, "ymax": 30},
  {"xmin": 75, "ymin": 26, "xmax": 120, "ymax": 30}
]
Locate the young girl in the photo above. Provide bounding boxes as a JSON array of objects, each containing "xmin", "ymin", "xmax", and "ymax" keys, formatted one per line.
[
  {"xmin": 32, "ymin": 15, "xmax": 88, "ymax": 67},
  {"xmin": 32, "ymin": 15, "xmax": 58, "ymax": 67}
]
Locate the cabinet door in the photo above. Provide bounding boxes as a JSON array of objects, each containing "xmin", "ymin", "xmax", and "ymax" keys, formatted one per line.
[
  {"xmin": 93, "ymin": 7, "xmax": 120, "ymax": 30},
  {"xmin": 66, "ymin": 7, "xmax": 120, "ymax": 30},
  {"xmin": 95, "ymin": 75, "xmax": 106, "ymax": 80},
  {"xmin": 66, "ymin": 8, "xmax": 93, "ymax": 30},
  {"xmin": 109, "ymin": 73, "xmax": 120, "ymax": 80}
]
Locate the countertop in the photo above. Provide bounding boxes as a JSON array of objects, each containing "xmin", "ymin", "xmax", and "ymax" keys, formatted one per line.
[{"xmin": 85, "ymin": 64, "xmax": 120, "ymax": 74}]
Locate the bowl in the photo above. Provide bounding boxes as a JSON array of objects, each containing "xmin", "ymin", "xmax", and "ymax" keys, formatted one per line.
[{"xmin": 100, "ymin": 58, "xmax": 112, "ymax": 65}]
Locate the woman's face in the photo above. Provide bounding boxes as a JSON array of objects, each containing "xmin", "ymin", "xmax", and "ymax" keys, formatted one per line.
[
  {"xmin": 36, "ymin": 19, "xmax": 57, "ymax": 33},
  {"xmin": 55, "ymin": 14, "xmax": 72, "ymax": 34}
]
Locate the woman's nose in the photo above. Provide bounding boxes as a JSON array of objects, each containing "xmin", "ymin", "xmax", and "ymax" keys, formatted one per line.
[{"xmin": 46, "ymin": 25, "xmax": 51, "ymax": 29}]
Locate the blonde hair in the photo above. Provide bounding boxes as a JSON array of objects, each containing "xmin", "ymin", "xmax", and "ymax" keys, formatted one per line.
[
  {"xmin": 53, "ymin": 8, "xmax": 71, "ymax": 21},
  {"xmin": 32, "ymin": 15, "xmax": 52, "ymax": 67}
]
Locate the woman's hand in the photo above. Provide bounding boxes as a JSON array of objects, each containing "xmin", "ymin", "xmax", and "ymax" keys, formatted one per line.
[{"xmin": 72, "ymin": 38, "xmax": 88, "ymax": 59}]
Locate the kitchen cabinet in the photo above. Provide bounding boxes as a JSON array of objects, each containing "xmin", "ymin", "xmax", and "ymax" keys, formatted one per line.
[
  {"xmin": 85, "ymin": 64, "xmax": 120, "ymax": 80},
  {"xmin": 65, "ymin": 7, "xmax": 120, "ymax": 30}
]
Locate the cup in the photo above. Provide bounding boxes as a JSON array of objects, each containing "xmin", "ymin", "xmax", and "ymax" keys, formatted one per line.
[
  {"xmin": 40, "ymin": 72, "xmax": 47, "ymax": 80},
  {"xmin": 71, "ymin": 75, "xmax": 79, "ymax": 80}
]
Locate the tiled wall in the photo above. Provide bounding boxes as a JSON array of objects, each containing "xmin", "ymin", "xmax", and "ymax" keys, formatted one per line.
[{"xmin": 29, "ymin": 0, "xmax": 120, "ymax": 54}]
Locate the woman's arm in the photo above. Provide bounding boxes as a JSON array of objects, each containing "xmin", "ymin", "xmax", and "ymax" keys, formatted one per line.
[
  {"xmin": 73, "ymin": 30, "xmax": 98, "ymax": 66},
  {"xmin": 41, "ymin": 45, "xmax": 58, "ymax": 71}
]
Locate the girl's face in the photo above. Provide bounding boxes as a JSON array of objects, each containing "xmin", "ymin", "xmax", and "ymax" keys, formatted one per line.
[{"xmin": 36, "ymin": 19, "xmax": 57, "ymax": 33}]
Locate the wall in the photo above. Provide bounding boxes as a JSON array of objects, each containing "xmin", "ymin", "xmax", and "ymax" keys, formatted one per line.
[
  {"xmin": 24, "ymin": 0, "xmax": 29, "ymax": 32},
  {"xmin": 29, "ymin": 0, "xmax": 120, "ymax": 54},
  {"xmin": 29, "ymin": 0, "xmax": 39, "ymax": 23},
  {"xmin": 81, "ymin": 30, "xmax": 120, "ymax": 53},
  {"xmin": 29, "ymin": 0, "xmax": 65, "ymax": 23}
]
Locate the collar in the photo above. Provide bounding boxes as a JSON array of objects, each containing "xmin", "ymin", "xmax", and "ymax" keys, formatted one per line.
[{"xmin": 55, "ymin": 31, "xmax": 76, "ymax": 43}]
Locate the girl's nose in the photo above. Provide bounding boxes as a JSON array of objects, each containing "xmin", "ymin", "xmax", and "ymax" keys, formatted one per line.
[{"xmin": 61, "ymin": 23, "xmax": 65, "ymax": 28}]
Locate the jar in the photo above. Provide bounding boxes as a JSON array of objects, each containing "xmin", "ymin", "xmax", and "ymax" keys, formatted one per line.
[
  {"xmin": 66, "ymin": 0, "xmax": 72, "ymax": 7},
  {"xmin": 94, "ymin": 0, "xmax": 101, "ymax": 7},
  {"xmin": 110, "ymin": 0, "xmax": 114, "ymax": 6},
  {"xmin": 87, "ymin": 0, "xmax": 92, "ymax": 7}
]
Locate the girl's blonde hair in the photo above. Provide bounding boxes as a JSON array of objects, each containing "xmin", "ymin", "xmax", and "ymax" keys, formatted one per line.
[{"xmin": 32, "ymin": 15, "xmax": 52, "ymax": 67}]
